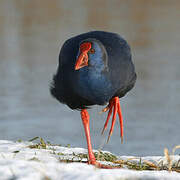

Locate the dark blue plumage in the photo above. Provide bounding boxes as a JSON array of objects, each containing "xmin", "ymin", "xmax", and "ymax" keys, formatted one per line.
[
  {"xmin": 50, "ymin": 31, "xmax": 136, "ymax": 110},
  {"xmin": 50, "ymin": 31, "xmax": 137, "ymax": 168}
]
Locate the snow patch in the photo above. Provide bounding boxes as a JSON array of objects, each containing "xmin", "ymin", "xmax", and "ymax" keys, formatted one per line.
[{"xmin": 0, "ymin": 140, "xmax": 180, "ymax": 180}]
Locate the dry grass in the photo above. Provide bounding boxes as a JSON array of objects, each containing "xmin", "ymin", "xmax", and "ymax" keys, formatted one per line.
[
  {"xmin": 164, "ymin": 145, "xmax": 180, "ymax": 172},
  {"xmin": 24, "ymin": 137, "xmax": 180, "ymax": 171}
]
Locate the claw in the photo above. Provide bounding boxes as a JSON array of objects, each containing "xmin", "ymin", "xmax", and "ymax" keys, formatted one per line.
[
  {"xmin": 101, "ymin": 97, "xmax": 124, "ymax": 143},
  {"xmin": 102, "ymin": 105, "xmax": 110, "ymax": 112},
  {"xmin": 107, "ymin": 133, "xmax": 112, "ymax": 143},
  {"xmin": 99, "ymin": 104, "xmax": 110, "ymax": 114}
]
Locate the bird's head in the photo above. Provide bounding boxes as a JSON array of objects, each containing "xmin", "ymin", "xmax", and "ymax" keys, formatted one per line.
[{"xmin": 75, "ymin": 39, "xmax": 108, "ymax": 71}]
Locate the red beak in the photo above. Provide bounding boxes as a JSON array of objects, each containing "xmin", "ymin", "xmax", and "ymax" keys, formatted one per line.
[
  {"xmin": 75, "ymin": 52, "xmax": 88, "ymax": 70},
  {"xmin": 75, "ymin": 42, "xmax": 91, "ymax": 70}
]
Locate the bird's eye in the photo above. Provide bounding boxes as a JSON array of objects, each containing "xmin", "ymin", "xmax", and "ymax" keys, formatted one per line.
[{"xmin": 89, "ymin": 48, "xmax": 95, "ymax": 54}]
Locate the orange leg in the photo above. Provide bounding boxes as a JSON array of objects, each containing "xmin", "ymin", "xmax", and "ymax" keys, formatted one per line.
[
  {"xmin": 101, "ymin": 97, "xmax": 124, "ymax": 143},
  {"xmin": 81, "ymin": 109, "xmax": 116, "ymax": 169},
  {"xmin": 81, "ymin": 109, "xmax": 96, "ymax": 164}
]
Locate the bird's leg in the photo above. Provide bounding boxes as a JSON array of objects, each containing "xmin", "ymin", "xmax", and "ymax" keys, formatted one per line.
[
  {"xmin": 81, "ymin": 109, "xmax": 116, "ymax": 169},
  {"xmin": 81, "ymin": 109, "xmax": 96, "ymax": 165},
  {"xmin": 101, "ymin": 97, "xmax": 124, "ymax": 143}
]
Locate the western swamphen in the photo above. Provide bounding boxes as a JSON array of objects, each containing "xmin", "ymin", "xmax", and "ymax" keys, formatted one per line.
[{"xmin": 50, "ymin": 31, "xmax": 136, "ymax": 168}]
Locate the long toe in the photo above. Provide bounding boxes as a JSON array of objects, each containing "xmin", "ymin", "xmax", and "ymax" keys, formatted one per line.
[
  {"xmin": 101, "ymin": 97, "xmax": 124, "ymax": 143},
  {"xmin": 101, "ymin": 105, "xmax": 113, "ymax": 135},
  {"xmin": 89, "ymin": 161, "xmax": 121, "ymax": 169}
]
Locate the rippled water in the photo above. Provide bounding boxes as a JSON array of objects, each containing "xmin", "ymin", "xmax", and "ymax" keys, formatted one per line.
[{"xmin": 0, "ymin": 0, "xmax": 180, "ymax": 156}]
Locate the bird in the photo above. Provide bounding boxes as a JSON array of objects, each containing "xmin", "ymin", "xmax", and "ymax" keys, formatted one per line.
[{"xmin": 50, "ymin": 31, "xmax": 136, "ymax": 168}]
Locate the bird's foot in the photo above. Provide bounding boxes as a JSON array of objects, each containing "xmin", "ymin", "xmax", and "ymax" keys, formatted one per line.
[
  {"xmin": 81, "ymin": 109, "xmax": 121, "ymax": 169},
  {"xmin": 88, "ymin": 159, "xmax": 119, "ymax": 169},
  {"xmin": 101, "ymin": 97, "xmax": 123, "ymax": 143}
]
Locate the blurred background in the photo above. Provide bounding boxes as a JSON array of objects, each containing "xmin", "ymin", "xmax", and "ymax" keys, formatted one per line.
[{"xmin": 0, "ymin": 0, "xmax": 180, "ymax": 156}]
